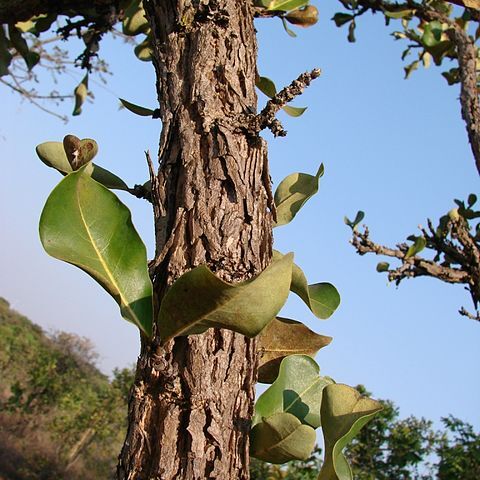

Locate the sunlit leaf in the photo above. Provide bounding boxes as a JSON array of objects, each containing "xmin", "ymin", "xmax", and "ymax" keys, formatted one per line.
[
  {"xmin": 250, "ymin": 412, "xmax": 316, "ymax": 464},
  {"xmin": 283, "ymin": 105, "xmax": 308, "ymax": 117},
  {"xmin": 119, "ymin": 98, "xmax": 155, "ymax": 117},
  {"xmin": 72, "ymin": 74, "xmax": 88, "ymax": 116},
  {"xmin": 281, "ymin": 17, "xmax": 297, "ymax": 37},
  {"xmin": 273, "ymin": 250, "xmax": 340, "ymax": 319},
  {"xmin": 286, "ymin": 6, "xmax": 319, "ymax": 27},
  {"xmin": 35, "ymin": 141, "xmax": 129, "ymax": 191},
  {"xmin": 122, "ymin": 0, "xmax": 149, "ymax": 36},
  {"xmin": 258, "ymin": 317, "xmax": 332, "ymax": 384},
  {"xmin": 134, "ymin": 36, "xmax": 152, "ymax": 61},
  {"xmin": 317, "ymin": 384, "xmax": 382, "ymax": 480},
  {"xmin": 376, "ymin": 262, "xmax": 390, "ymax": 273},
  {"xmin": 405, "ymin": 236, "xmax": 426, "ymax": 258},
  {"xmin": 274, "ymin": 163, "xmax": 324, "ymax": 226},
  {"xmin": 254, "ymin": 355, "xmax": 333, "ymax": 428},
  {"xmin": 266, "ymin": 0, "xmax": 309, "ymax": 12},
  {"xmin": 256, "ymin": 76, "xmax": 277, "ymax": 98},
  {"xmin": 39, "ymin": 167, "xmax": 153, "ymax": 336},
  {"xmin": 383, "ymin": 9, "xmax": 415, "ymax": 19},
  {"xmin": 158, "ymin": 253, "xmax": 293, "ymax": 342}
]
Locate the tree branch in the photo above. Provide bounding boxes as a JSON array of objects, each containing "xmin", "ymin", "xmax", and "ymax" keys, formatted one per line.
[
  {"xmin": 256, "ymin": 68, "xmax": 321, "ymax": 137},
  {"xmin": 350, "ymin": 214, "xmax": 480, "ymax": 320}
]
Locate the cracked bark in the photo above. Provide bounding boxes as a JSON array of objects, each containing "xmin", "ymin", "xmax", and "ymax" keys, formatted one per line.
[{"xmin": 117, "ymin": 1, "xmax": 273, "ymax": 479}]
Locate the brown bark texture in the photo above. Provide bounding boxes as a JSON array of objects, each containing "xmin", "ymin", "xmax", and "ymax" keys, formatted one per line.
[{"xmin": 117, "ymin": 1, "xmax": 273, "ymax": 479}]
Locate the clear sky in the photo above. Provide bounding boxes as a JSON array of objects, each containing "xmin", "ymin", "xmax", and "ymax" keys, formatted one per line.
[{"xmin": 1, "ymin": 1, "xmax": 478, "ymax": 432}]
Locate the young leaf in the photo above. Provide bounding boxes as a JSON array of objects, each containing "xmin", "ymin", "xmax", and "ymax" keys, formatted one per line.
[
  {"xmin": 63, "ymin": 135, "xmax": 98, "ymax": 170},
  {"xmin": 158, "ymin": 253, "xmax": 294, "ymax": 342},
  {"xmin": 283, "ymin": 105, "xmax": 308, "ymax": 117},
  {"xmin": 35, "ymin": 141, "xmax": 128, "ymax": 191},
  {"xmin": 250, "ymin": 412, "xmax": 316, "ymax": 464},
  {"xmin": 119, "ymin": 98, "xmax": 155, "ymax": 117},
  {"xmin": 122, "ymin": 0, "xmax": 149, "ymax": 36},
  {"xmin": 273, "ymin": 251, "xmax": 341, "ymax": 319},
  {"xmin": 285, "ymin": 6, "xmax": 319, "ymax": 27},
  {"xmin": 281, "ymin": 17, "xmax": 297, "ymax": 37},
  {"xmin": 254, "ymin": 355, "xmax": 333, "ymax": 429},
  {"xmin": 318, "ymin": 384, "xmax": 382, "ymax": 480},
  {"xmin": 256, "ymin": 76, "xmax": 307, "ymax": 116},
  {"xmin": 134, "ymin": 36, "xmax": 152, "ymax": 61},
  {"xmin": 39, "ymin": 168, "xmax": 153, "ymax": 336},
  {"xmin": 72, "ymin": 74, "xmax": 88, "ymax": 116},
  {"xmin": 274, "ymin": 163, "xmax": 324, "ymax": 227},
  {"xmin": 267, "ymin": 0, "xmax": 309, "ymax": 12},
  {"xmin": 405, "ymin": 236, "xmax": 426, "ymax": 258},
  {"xmin": 376, "ymin": 262, "xmax": 390, "ymax": 273},
  {"xmin": 344, "ymin": 210, "xmax": 364, "ymax": 230},
  {"xmin": 256, "ymin": 76, "xmax": 277, "ymax": 98},
  {"xmin": 91, "ymin": 164, "xmax": 129, "ymax": 191},
  {"xmin": 332, "ymin": 13, "xmax": 353, "ymax": 28},
  {"xmin": 258, "ymin": 317, "xmax": 332, "ymax": 384},
  {"xmin": 468, "ymin": 193, "xmax": 477, "ymax": 208}
]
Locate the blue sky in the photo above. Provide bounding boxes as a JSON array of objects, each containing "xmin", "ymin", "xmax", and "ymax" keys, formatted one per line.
[{"xmin": 1, "ymin": 1, "xmax": 478, "ymax": 431}]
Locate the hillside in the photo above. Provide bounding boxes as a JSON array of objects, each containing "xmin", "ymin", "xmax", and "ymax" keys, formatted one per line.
[{"xmin": 0, "ymin": 298, "xmax": 131, "ymax": 480}]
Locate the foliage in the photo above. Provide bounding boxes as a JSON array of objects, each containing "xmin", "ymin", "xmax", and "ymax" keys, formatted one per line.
[
  {"xmin": 0, "ymin": 297, "xmax": 130, "ymax": 479},
  {"xmin": 349, "ymin": 195, "xmax": 480, "ymax": 320},
  {"xmin": 251, "ymin": 385, "xmax": 480, "ymax": 480}
]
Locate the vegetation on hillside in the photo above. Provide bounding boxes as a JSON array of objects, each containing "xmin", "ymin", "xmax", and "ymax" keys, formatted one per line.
[{"xmin": 1, "ymin": 297, "xmax": 478, "ymax": 479}]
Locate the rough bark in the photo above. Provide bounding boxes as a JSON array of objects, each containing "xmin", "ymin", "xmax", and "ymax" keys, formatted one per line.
[{"xmin": 117, "ymin": 1, "xmax": 273, "ymax": 479}]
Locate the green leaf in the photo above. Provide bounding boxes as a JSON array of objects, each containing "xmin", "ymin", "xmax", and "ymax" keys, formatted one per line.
[
  {"xmin": 158, "ymin": 253, "xmax": 294, "ymax": 342},
  {"xmin": 72, "ymin": 74, "xmax": 88, "ymax": 116},
  {"xmin": 347, "ymin": 20, "xmax": 356, "ymax": 43},
  {"xmin": 0, "ymin": 26, "xmax": 13, "ymax": 76},
  {"xmin": 8, "ymin": 25, "xmax": 39, "ymax": 70},
  {"xmin": 119, "ymin": 98, "xmax": 155, "ymax": 117},
  {"xmin": 281, "ymin": 17, "xmax": 297, "ymax": 37},
  {"xmin": 376, "ymin": 262, "xmax": 390, "ymax": 273},
  {"xmin": 250, "ymin": 412, "xmax": 316, "ymax": 464},
  {"xmin": 254, "ymin": 355, "xmax": 333, "ymax": 428},
  {"xmin": 273, "ymin": 251, "xmax": 340, "ymax": 319},
  {"xmin": 405, "ymin": 236, "xmax": 426, "ymax": 258},
  {"xmin": 134, "ymin": 36, "xmax": 152, "ymax": 61},
  {"xmin": 422, "ymin": 21, "xmax": 443, "ymax": 48},
  {"xmin": 468, "ymin": 193, "xmax": 477, "ymax": 208},
  {"xmin": 383, "ymin": 9, "xmax": 415, "ymax": 19},
  {"xmin": 91, "ymin": 164, "xmax": 129, "ymax": 191},
  {"xmin": 267, "ymin": 0, "xmax": 309, "ymax": 12},
  {"xmin": 258, "ymin": 317, "xmax": 332, "ymax": 384},
  {"xmin": 122, "ymin": 0, "xmax": 149, "ymax": 36},
  {"xmin": 257, "ymin": 76, "xmax": 278, "ymax": 98},
  {"xmin": 283, "ymin": 105, "xmax": 307, "ymax": 117},
  {"xmin": 35, "ymin": 141, "xmax": 129, "ymax": 191},
  {"xmin": 317, "ymin": 384, "xmax": 382, "ymax": 480},
  {"xmin": 274, "ymin": 164, "xmax": 323, "ymax": 227},
  {"xmin": 332, "ymin": 13, "xmax": 353, "ymax": 28},
  {"xmin": 39, "ymin": 168, "xmax": 153, "ymax": 336},
  {"xmin": 285, "ymin": 6, "xmax": 319, "ymax": 28},
  {"xmin": 344, "ymin": 210, "xmax": 364, "ymax": 230},
  {"xmin": 36, "ymin": 141, "xmax": 73, "ymax": 174}
]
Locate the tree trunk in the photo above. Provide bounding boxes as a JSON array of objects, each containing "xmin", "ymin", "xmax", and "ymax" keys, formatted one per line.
[{"xmin": 117, "ymin": 1, "xmax": 273, "ymax": 479}]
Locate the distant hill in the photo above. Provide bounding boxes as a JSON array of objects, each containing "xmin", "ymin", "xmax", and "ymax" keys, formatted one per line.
[{"xmin": 0, "ymin": 297, "xmax": 132, "ymax": 480}]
